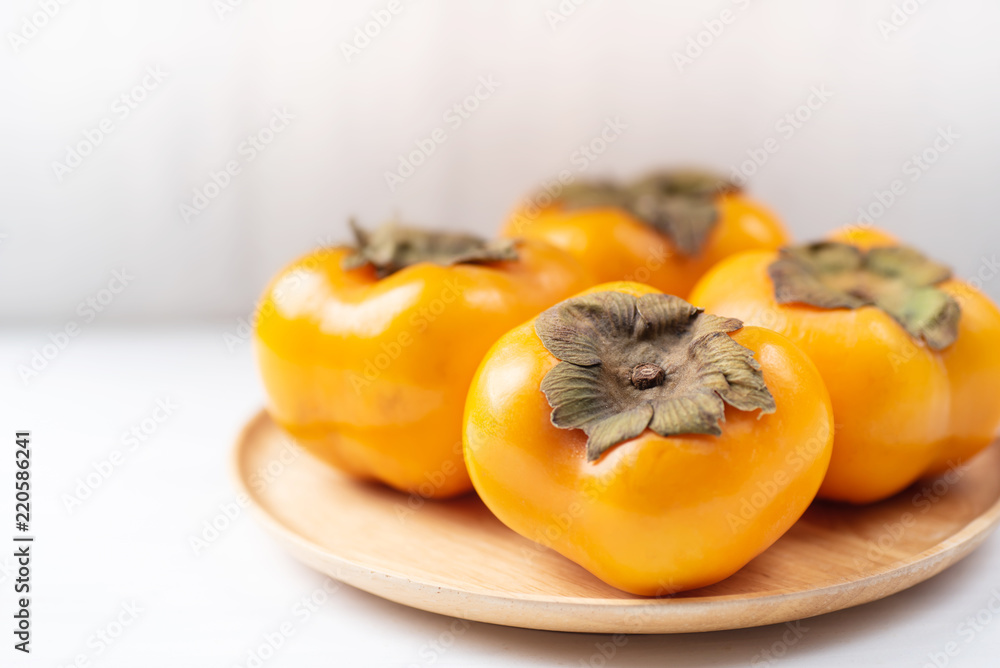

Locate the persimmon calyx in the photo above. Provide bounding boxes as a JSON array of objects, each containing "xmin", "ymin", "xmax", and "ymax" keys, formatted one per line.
[
  {"xmin": 342, "ymin": 219, "xmax": 518, "ymax": 278},
  {"xmin": 768, "ymin": 242, "xmax": 961, "ymax": 350},
  {"xmin": 534, "ymin": 291, "xmax": 776, "ymax": 462},
  {"xmin": 555, "ymin": 169, "xmax": 740, "ymax": 256}
]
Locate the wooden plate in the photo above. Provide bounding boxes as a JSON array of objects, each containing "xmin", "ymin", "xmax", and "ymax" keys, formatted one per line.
[{"xmin": 233, "ymin": 410, "xmax": 1000, "ymax": 634}]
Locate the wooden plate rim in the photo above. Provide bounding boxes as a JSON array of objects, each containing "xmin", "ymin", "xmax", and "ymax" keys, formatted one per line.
[{"xmin": 232, "ymin": 409, "xmax": 1000, "ymax": 631}]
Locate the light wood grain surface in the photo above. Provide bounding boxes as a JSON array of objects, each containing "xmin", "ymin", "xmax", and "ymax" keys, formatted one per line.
[{"xmin": 233, "ymin": 409, "xmax": 1000, "ymax": 634}]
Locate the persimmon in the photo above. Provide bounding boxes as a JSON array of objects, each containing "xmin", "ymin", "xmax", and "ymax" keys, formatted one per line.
[
  {"xmin": 500, "ymin": 170, "xmax": 789, "ymax": 297},
  {"xmin": 464, "ymin": 282, "xmax": 833, "ymax": 595},
  {"xmin": 254, "ymin": 221, "xmax": 594, "ymax": 498},
  {"xmin": 690, "ymin": 227, "xmax": 1000, "ymax": 503}
]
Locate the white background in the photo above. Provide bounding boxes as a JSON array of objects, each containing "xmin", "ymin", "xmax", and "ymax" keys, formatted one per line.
[
  {"xmin": 4, "ymin": 332, "xmax": 1000, "ymax": 668},
  {"xmin": 1, "ymin": 0, "xmax": 999, "ymax": 321},
  {"xmin": 3, "ymin": 1, "xmax": 1000, "ymax": 667}
]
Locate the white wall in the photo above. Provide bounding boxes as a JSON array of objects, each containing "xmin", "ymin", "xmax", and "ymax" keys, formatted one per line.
[{"xmin": 2, "ymin": 0, "xmax": 999, "ymax": 321}]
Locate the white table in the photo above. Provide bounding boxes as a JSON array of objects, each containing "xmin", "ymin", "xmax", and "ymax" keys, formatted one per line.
[{"xmin": 3, "ymin": 326, "xmax": 999, "ymax": 667}]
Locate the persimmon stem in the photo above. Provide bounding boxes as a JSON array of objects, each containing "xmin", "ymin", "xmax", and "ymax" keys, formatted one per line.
[
  {"xmin": 342, "ymin": 220, "xmax": 518, "ymax": 278},
  {"xmin": 554, "ymin": 170, "xmax": 739, "ymax": 257},
  {"xmin": 535, "ymin": 292, "xmax": 776, "ymax": 462},
  {"xmin": 768, "ymin": 242, "xmax": 961, "ymax": 350},
  {"xmin": 630, "ymin": 363, "xmax": 666, "ymax": 390}
]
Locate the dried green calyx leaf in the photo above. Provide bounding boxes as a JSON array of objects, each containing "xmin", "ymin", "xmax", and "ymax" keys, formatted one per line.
[
  {"xmin": 768, "ymin": 242, "xmax": 961, "ymax": 350},
  {"xmin": 535, "ymin": 291, "xmax": 776, "ymax": 462},
  {"xmin": 342, "ymin": 220, "xmax": 518, "ymax": 278},
  {"xmin": 555, "ymin": 169, "xmax": 740, "ymax": 256}
]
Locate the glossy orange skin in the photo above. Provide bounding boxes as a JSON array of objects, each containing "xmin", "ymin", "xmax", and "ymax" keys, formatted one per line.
[
  {"xmin": 463, "ymin": 281, "xmax": 833, "ymax": 595},
  {"xmin": 690, "ymin": 227, "xmax": 1000, "ymax": 504},
  {"xmin": 254, "ymin": 239, "xmax": 594, "ymax": 499},
  {"xmin": 500, "ymin": 192, "xmax": 789, "ymax": 298}
]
